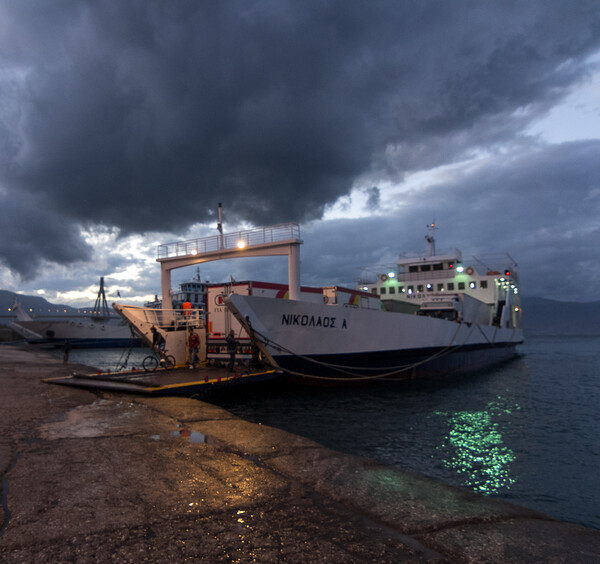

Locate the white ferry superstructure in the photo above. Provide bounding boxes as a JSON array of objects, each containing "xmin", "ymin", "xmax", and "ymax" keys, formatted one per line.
[{"xmin": 358, "ymin": 224, "xmax": 521, "ymax": 330}]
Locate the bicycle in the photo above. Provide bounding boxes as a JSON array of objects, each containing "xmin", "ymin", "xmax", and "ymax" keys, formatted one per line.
[{"xmin": 142, "ymin": 348, "xmax": 176, "ymax": 372}]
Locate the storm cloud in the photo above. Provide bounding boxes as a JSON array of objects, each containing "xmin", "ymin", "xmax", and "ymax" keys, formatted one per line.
[{"xmin": 1, "ymin": 0, "xmax": 600, "ymax": 296}]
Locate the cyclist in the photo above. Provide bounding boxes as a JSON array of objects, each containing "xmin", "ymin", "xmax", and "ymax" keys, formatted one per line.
[{"xmin": 150, "ymin": 326, "xmax": 166, "ymax": 362}]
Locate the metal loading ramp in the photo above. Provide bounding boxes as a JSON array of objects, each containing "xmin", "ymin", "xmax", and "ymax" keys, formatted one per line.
[{"xmin": 44, "ymin": 365, "xmax": 279, "ymax": 396}]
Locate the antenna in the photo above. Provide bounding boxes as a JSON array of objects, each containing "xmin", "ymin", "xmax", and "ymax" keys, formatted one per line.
[{"xmin": 217, "ymin": 202, "xmax": 224, "ymax": 248}]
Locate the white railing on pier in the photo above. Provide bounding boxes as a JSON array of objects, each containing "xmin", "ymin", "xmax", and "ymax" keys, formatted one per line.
[{"xmin": 157, "ymin": 223, "xmax": 301, "ymax": 259}]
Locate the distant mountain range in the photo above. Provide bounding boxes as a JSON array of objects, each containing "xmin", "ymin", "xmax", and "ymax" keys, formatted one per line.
[
  {"xmin": 520, "ymin": 297, "xmax": 600, "ymax": 336},
  {"xmin": 0, "ymin": 289, "xmax": 105, "ymax": 320},
  {"xmin": 1, "ymin": 289, "xmax": 599, "ymax": 336}
]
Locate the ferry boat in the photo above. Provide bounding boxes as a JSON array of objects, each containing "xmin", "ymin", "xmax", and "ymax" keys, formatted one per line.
[
  {"xmin": 11, "ymin": 278, "xmax": 138, "ymax": 348},
  {"xmin": 226, "ymin": 224, "xmax": 523, "ymax": 382},
  {"xmin": 113, "ymin": 218, "xmax": 522, "ymax": 382}
]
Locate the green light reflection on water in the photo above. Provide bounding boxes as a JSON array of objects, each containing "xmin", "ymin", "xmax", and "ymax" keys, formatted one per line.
[{"xmin": 436, "ymin": 398, "xmax": 520, "ymax": 495}]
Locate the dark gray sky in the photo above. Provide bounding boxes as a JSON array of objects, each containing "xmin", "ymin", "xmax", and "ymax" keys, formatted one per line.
[{"xmin": 1, "ymin": 0, "xmax": 599, "ymax": 304}]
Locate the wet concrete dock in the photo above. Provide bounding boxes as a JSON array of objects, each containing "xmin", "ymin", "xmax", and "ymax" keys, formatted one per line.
[{"xmin": 1, "ymin": 345, "xmax": 599, "ymax": 562}]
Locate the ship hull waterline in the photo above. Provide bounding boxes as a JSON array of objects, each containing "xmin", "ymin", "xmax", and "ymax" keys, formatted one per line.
[
  {"xmin": 226, "ymin": 294, "xmax": 523, "ymax": 385},
  {"xmin": 25, "ymin": 337, "xmax": 142, "ymax": 349}
]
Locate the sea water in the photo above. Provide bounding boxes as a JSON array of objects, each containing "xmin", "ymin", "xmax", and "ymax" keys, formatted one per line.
[
  {"xmin": 53, "ymin": 347, "xmax": 151, "ymax": 372},
  {"xmin": 65, "ymin": 336, "xmax": 599, "ymax": 530},
  {"xmin": 211, "ymin": 335, "xmax": 600, "ymax": 530}
]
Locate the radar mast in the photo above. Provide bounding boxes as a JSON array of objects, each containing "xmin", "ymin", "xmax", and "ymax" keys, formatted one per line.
[{"xmin": 425, "ymin": 222, "xmax": 438, "ymax": 256}]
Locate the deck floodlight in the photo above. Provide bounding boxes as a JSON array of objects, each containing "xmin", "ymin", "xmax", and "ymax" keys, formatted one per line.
[{"xmin": 237, "ymin": 240, "xmax": 246, "ymax": 249}]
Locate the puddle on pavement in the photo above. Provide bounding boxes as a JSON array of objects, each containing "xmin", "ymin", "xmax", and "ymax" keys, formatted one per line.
[
  {"xmin": 150, "ymin": 427, "xmax": 207, "ymax": 444},
  {"xmin": 40, "ymin": 399, "xmax": 151, "ymax": 440}
]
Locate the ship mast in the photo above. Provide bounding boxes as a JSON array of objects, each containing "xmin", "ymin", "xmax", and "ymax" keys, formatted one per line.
[
  {"xmin": 92, "ymin": 277, "xmax": 110, "ymax": 320},
  {"xmin": 425, "ymin": 222, "xmax": 438, "ymax": 256}
]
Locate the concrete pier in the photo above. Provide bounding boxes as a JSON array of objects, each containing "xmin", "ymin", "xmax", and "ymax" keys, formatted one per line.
[{"xmin": 1, "ymin": 345, "xmax": 599, "ymax": 562}]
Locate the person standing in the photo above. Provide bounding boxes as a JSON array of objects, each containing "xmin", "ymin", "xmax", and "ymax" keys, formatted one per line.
[
  {"xmin": 62, "ymin": 339, "xmax": 71, "ymax": 363},
  {"xmin": 226, "ymin": 330, "xmax": 237, "ymax": 372},
  {"xmin": 188, "ymin": 327, "xmax": 200, "ymax": 369}
]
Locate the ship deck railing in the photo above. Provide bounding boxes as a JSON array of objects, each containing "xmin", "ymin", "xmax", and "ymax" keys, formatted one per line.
[
  {"xmin": 470, "ymin": 253, "xmax": 519, "ymax": 274},
  {"xmin": 115, "ymin": 305, "xmax": 205, "ymax": 332},
  {"xmin": 359, "ymin": 252, "xmax": 518, "ymax": 285},
  {"xmin": 396, "ymin": 248, "xmax": 462, "ymax": 263},
  {"xmin": 156, "ymin": 223, "xmax": 301, "ymax": 259}
]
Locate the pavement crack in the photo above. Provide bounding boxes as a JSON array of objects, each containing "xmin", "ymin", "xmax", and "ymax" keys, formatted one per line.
[
  {"xmin": 0, "ymin": 447, "xmax": 20, "ymax": 540},
  {"xmin": 409, "ymin": 512, "xmax": 558, "ymax": 537}
]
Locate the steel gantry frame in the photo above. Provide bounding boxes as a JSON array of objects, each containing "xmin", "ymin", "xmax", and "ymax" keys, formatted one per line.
[{"xmin": 156, "ymin": 222, "xmax": 303, "ymax": 309}]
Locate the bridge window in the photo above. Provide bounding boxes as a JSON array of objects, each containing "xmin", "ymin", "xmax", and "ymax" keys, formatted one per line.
[
  {"xmin": 389, "ymin": 287, "xmax": 396, "ymax": 294},
  {"xmin": 433, "ymin": 263, "xmax": 443, "ymax": 271},
  {"xmin": 458, "ymin": 282, "xmax": 465, "ymax": 290},
  {"xmin": 437, "ymin": 284, "xmax": 444, "ymax": 291},
  {"xmin": 448, "ymin": 283, "xmax": 454, "ymax": 291},
  {"xmin": 408, "ymin": 286, "xmax": 414, "ymax": 294},
  {"xmin": 480, "ymin": 280, "xmax": 488, "ymax": 289},
  {"xmin": 380, "ymin": 287, "xmax": 386, "ymax": 294},
  {"xmin": 417, "ymin": 285, "xmax": 424, "ymax": 292},
  {"xmin": 421, "ymin": 264, "xmax": 431, "ymax": 272},
  {"xmin": 409, "ymin": 266, "xmax": 418, "ymax": 273}
]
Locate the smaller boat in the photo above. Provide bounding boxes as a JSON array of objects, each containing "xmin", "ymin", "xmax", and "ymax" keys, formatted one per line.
[
  {"xmin": 145, "ymin": 268, "xmax": 207, "ymax": 311},
  {"xmin": 11, "ymin": 278, "xmax": 138, "ymax": 348}
]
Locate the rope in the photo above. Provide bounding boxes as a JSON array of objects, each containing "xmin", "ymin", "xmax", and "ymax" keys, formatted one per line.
[
  {"xmin": 477, "ymin": 323, "xmax": 518, "ymax": 348},
  {"xmin": 476, "ymin": 323, "xmax": 493, "ymax": 345},
  {"xmin": 114, "ymin": 326, "xmax": 142, "ymax": 371},
  {"xmin": 250, "ymin": 321, "xmax": 474, "ymax": 382}
]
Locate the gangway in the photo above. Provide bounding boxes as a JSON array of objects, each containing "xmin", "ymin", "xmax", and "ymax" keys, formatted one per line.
[{"xmin": 112, "ymin": 305, "xmax": 205, "ymax": 364}]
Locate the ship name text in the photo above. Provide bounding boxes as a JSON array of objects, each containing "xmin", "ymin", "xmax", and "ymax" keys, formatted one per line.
[{"xmin": 281, "ymin": 314, "xmax": 347, "ymax": 329}]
